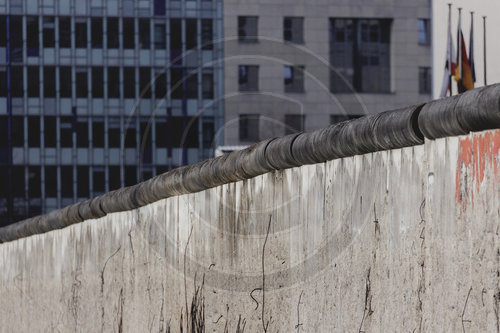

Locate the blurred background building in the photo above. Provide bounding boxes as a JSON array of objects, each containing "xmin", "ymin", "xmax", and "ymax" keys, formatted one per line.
[{"xmin": 0, "ymin": 0, "xmax": 223, "ymax": 223}]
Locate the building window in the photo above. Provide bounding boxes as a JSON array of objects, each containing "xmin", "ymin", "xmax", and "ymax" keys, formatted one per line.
[
  {"xmin": 238, "ymin": 16, "xmax": 258, "ymax": 42},
  {"xmin": 124, "ymin": 166, "xmax": 137, "ymax": 187},
  {"xmin": 9, "ymin": 16, "xmax": 23, "ymax": 63},
  {"xmin": 77, "ymin": 166, "xmax": 89, "ymax": 197},
  {"xmin": 28, "ymin": 116, "xmax": 40, "ymax": 147},
  {"xmin": 93, "ymin": 168, "xmax": 105, "ymax": 194},
  {"xmin": 186, "ymin": 19, "xmax": 197, "ymax": 50},
  {"xmin": 109, "ymin": 166, "xmax": 121, "ymax": 190},
  {"xmin": 108, "ymin": 118, "xmax": 121, "ymax": 148},
  {"xmin": 60, "ymin": 117, "xmax": 74, "ymax": 148},
  {"xmin": 419, "ymin": 67, "xmax": 432, "ymax": 94},
  {"xmin": 239, "ymin": 114, "xmax": 260, "ymax": 142},
  {"xmin": 140, "ymin": 121, "xmax": 153, "ymax": 164},
  {"xmin": 284, "ymin": 114, "xmax": 305, "ymax": 135},
  {"xmin": 284, "ymin": 17, "xmax": 303, "ymax": 43},
  {"xmin": 10, "ymin": 66, "xmax": 23, "ymax": 97},
  {"xmin": 12, "ymin": 166, "xmax": 25, "ymax": 198},
  {"xmin": 76, "ymin": 68, "xmax": 88, "ymax": 98},
  {"xmin": 61, "ymin": 166, "xmax": 73, "ymax": 198},
  {"xmin": 124, "ymin": 121, "xmax": 136, "ymax": 148},
  {"xmin": 238, "ymin": 65, "xmax": 259, "ymax": 92},
  {"xmin": 107, "ymin": 18, "xmax": 119, "ymax": 49},
  {"xmin": 139, "ymin": 19, "xmax": 150, "ymax": 49},
  {"xmin": 284, "ymin": 65, "xmax": 305, "ymax": 93},
  {"xmin": 170, "ymin": 19, "xmax": 182, "ymax": 53},
  {"xmin": 330, "ymin": 114, "xmax": 362, "ymax": 124},
  {"xmin": 418, "ymin": 19, "xmax": 430, "ymax": 45},
  {"xmin": 202, "ymin": 73, "xmax": 214, "ymax": 99},
  {"xmin": 43, "ymin": 17, "xmax": 55, "ymax": 47},
  {"xmin": 107, "ymin": 67, "xmax": 120, "ymax": 98},
  {"xmin": 44, "ymin": 66, "xmax": 56, "ymax": 98},
  {"xmin": 123, "ymin": 18, "xmax": 135, "ymax": 49},
  {"xmin": 59, "ymin": 17, "xmax": 71, "ymax": 48},
  {"xmin": 27, "ymin": 67, "xmax": 39, "ymax": 97},
  {"xmin": 155, "ymin": 72, "xmax": 166, "ymax": 99},
  {"xmin": 0, "ymin": 16, "xmax": 5, "ymax": 47},
  {"xmin": 60, "ymin": 66, "xmax": 72, "ymax": 98},
  {"xmin": 0, "ymin": 68, "xmax": 6, "ymax": 97},
  {"xmin": 329, "ymin": 18, "xmax": 392, "ymax": 93},
  {"xmin": 45, "ymin": 166, "xmax": 57, "ymax": 197},
  {"xmin": 202, "ymin": 118, "xmax": 214, "ymax": 149},
  {"xmin": 75, "ymin": 19, "xmax": 87, "ymax": 48},
  {"xmin": 76, "ymin": 119, "xmax": 88, "ymax": 148},
  {"xmin": 201, "ymin": 19, "xmax": 213, "ymax": 50},
  {"xmin": 154, "ymin": 23, "xmax": 166, "ymax": 49},
  {"xmin": 91, "ymin": 18, "xmax": 103, "ymax": 48},
  {"xmin": 27, "ymin": 17, "xmax": 39, "ymax": 56},
  {"xmin": 154, "ymin": 0, "xmax": 166, "ymax": 16},
  {"xmin": 12, "ymin": 116, "xmax": 24, "ymax": 147},
  {"xmin": 139, "ymin": 67, "xmax": 152, "ymax": 98},
  {"xmin": 92, "ymin": 120, "xmax": 105, "ymax": 148},
  {"xmin": 44, "ymin": 116, "xmax": 57, "ymax": 147},
  {"xmin": 123, "ymin": 67, "xmax": 136, "ymax": 98},
  {"xmin": 28, "ymin": 166, "xmax": 41, "ymax": 198},
  {"xmin": 92, "ymin": 67, "xmax": 104, "ymax": 98}
]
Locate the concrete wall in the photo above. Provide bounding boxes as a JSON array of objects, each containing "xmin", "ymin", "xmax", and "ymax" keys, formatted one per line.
[
  {"xmin": 223, "ymin": 0, "xmax": 432, "ymax": 145},
  {"xmin": 0, "ymin": 129, "xmax": 499, "ymax": 332}
]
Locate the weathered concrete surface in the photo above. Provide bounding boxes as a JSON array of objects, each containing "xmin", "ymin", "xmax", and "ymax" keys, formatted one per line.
[{"xmin": 0, "ymin": 129, "xmax": 499, "ymax": 332}]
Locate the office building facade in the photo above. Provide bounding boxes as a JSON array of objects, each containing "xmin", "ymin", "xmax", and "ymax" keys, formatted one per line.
[
  {"xmin": 223, "ymin": 0, "xmax": 432, "ymax": 145},
  {"xmin": 0, "ymin": 0, "xmax": 223, "ymax": 223}
]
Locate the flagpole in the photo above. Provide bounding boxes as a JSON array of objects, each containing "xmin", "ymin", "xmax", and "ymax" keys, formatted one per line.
[
  {"xmin": 483, "ymin": 16, "xmax": 487, "ymax": 85},
  {"xmin": 448, "ymin": 3, "xmax": 453, "ymax": 96}
]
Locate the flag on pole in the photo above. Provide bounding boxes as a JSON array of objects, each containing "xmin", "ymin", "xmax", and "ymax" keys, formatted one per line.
[
  {"xmin": 440, "ymin": 4, "xmax": 457, "ymax": 98},
  {"xmin": 469, "ymin": 12, "xmax": 476, "ymax": 83},
  {"xmin": 454, "ymin": 9, "xmax": 474, "ymax": 93}
]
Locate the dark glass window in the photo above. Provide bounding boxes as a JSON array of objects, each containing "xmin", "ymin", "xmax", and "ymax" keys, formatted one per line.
[
  {"xmin": 44, "ymin": 116, "xmax": 57, "ymax": 147},
  {"xmin": 154, "ymin": 0, "xmax": 166, "ymax": 16},
  {"xmin": 12, "ymin": 116, "xmax": 24, "ymax": 147},
  {"xmin": 170, "ymin": 68, "xmax": 183, "ymax": 99},
  {"xmin": 139, "ymin": 19, "xmax": 150, "ymax": 49},
  {"xmin": 123, "ymin": 18, "xmax": 135, "ymax": 49},
  {"xmin": 61, "ymin": 166, "xmax": 73, "ymax": 197},
  {"xmin": 239, "ymin": 114, "xmax": 260, "ymax": 142},
  {"xmin": 10, "ymin": 66, "xmax": 23, "ymax": 97},
  {"xmin": 44, "ymin": 66, "xmax": 56, "ymax": 97},
  {"xmin": 27, "ymin": 17, "xmax": 39, "ymax": 56},
  {"xmin": 28, "ymin": 116, "xmax": 40, "ymax": 147},
  {"xmin": 76, "ymin": 119, "xmax": 88, "ymax": 148},
  {"xmin": 419, "ymin": 67, "xmax": 432, "ymax": 94},
  {"xmin": 123, "ymin": 67, "xmax": 135, "ymax": 98},
  {"xmin": 170, "ymin": 117, "xmax": 199, "ymax": 147},
  {"xmin": 60, "ymin": 116, "xmax": 74, "ymax": 148},
  {"xmin": 9, "ymin": 16, "xmax": 23, "ymax": 63},
  {"xmin": 107, "ymin": 67, "xmax": 120, "ymax": 98},
  {"xmin": 124, "ymin": 166, "xmax": 137, "ymax": 187},
  {"xmin": 92, "ymin": 120, "xmax": 104, "ymax": 148},
  {"xmin": 238, "ymin": 16, "xmax": 258, "ymax": 42},
  {"xmin": 140, "ymin": 121, "xmax": 152, "ymax": 164},
  {"xmin": 75, "ymin": 20, "xmax": 87, "ymax": 48},
  {"xmin": 92, "ymin": 171, "xmax": 104, "ymax": 195},
  {"xmin": 92, "ymin": 67, "xmax": 103, "ymax": 98},
  {"xmin": 109, "ymin": 166, "xmax": 121, "ymax": 190},
  {"xmin": 59, "ymin": 17, "xmax": 71, "ymax": 48},
  {"xmin": 139, "ymin": 67, "xmax": 151, "ymax": 98},
  {"xmin": 43, "ymin": 17, "xmax": 55, "ymax": 47},
  {"xmin": 0, "ymin": 68, "xmax": 6, "ymax": 97},
  {"xmin": 124, "ymin": 121, "xmax": 136, "ymax": 148},
  {"xmin": 284, "ymin": 17, "xmax": 304, "ymax": 43},
  {"xmin": 12, "ymin": 166, "xmax": 25, "ymax": 198},
  {"xmin": 284, "ymin": 65, "xmax": 305, "ymax": 93},
  {"xmin": 107, "ymin": 18, "xmax": 119, "ymax": 48},
  {"xmin": 170, "ymin": 19, "xmax": 181, "ymax": 51},
  {"xmin": 28, "ymin": 166, "xmax": 41, "ymax": 198},
  {"xmin": 284, "ymin": 114, "xmax": 305, "ymax": 134},
  {"xmin": 27, "ymin": 67, "xmax": 40, "ymax": 97},
  {"xmin": 0, "ymin": 117, "xmax": 8, "ymax": 148},
  {"xmin": 154, "ymin": 23, "xmax": 166, "ymax": 49},
  {"xmin": 186, "ymin": 19, "xmax": 197, "ymax": 50},
  {"xmin": 238, "ymin": 65, "xmax": 259, "ymax": 91},
  {"xmin": 0, "ymin": 16, "xmax": 6, "ymax": 47},
  {"xmin": 201, "ymin": 19, "xmax": 213, "ymax": 50},
  {"xmin": 76, "ymin": 69, "xmax": 88, "ymax": 98},
  {"xmin": 186, "ymin": 69, "xmax": 198, "ymax": 99},
  {"xmin": 45, "ymin": 166, "xmax": 57, "ymax": 197},
  {"xmin": 155, "ymin": 72, "xmax": 166, "ymax": 99},
  {"xmin": 329, "ymin": 18, "xmax": 391, "ymax": 93},
  {"xmin": 202, "ymin": 118, "xmax": 214, "ymax": 149},
  {"xmin": 77, "ymin": 166, "xmax": 89, "ymax": 198},
  {"xmin": 108, "ymin": 119, "xmax": 121, "ymax": 148},
  {"xmin": 91, "ymin": 18, "xmax": 103, "ymax": 48},
  {"xmin": 170, "ymin": 68, "xmax": 197, "ymax": 99},
  {"xmin": 60, "ymin": 66, "xmax": 72, "ymax": 98},
  {"xmin": 418, "ymin": 19, "xmax": 430, "ymax": 45},
  {"xmin": 155, "ymin": 120, "xmax": 168, "ymax": 148}
]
